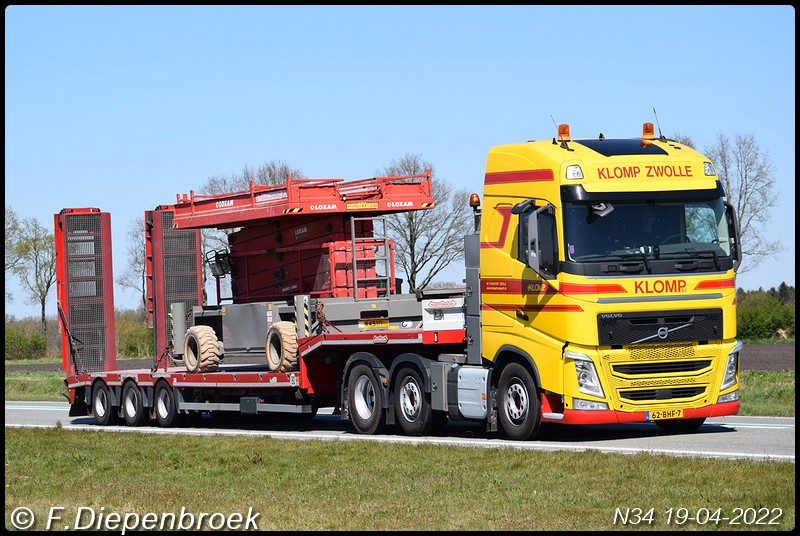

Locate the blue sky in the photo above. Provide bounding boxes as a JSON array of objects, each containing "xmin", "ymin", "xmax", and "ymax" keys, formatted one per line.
[{"xmin": 5, "ymin": 5, "xmax": 796, "ymax": 318}]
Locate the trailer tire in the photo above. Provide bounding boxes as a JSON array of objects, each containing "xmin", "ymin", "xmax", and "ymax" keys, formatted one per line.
[
  {"xmin": 347, "ymin": 364, "xmax": 386, "ymax": 435},
  {"xmin": 154, "ymin": 382, "xmax": 181, "ymax": 428},
  {"xmin": 655, "ymin": 418, "xmax": 706, "ymax": 433},
  {"xmin": 184, "ymin": 325, "xmax": 221, "ymax": 373},
  {"xmin": 122, "ymin": 381, "xmax": 146, "ymax": 427},
  {"xmin": 498, "ymin": 362, "xmax": 542, "ymax": 441},
  {"xmin": 394, "ymin": 367, "xmax": 434, "ymax": 436},
  {"xmin": 266, "ymin": 321, "xmax": 298, "ymax": 372},
  {"xmin": 92, "ymin": 381, "xmax": 119, "ymax": 426}
]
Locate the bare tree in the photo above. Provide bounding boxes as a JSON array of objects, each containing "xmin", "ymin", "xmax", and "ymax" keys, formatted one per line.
[
  {"xmin": 378, "ymin": 153, "xmax": 472, "ymax": 291},
  {"xmin": 5, "ymin": 206, "xmax": 24, "ymax": 302},
  {"xmin": 11, "ymin": 217, "xmax": 57, "ymax": 332},
  {"xmin": 705, "ymin": 133, "xmax": 781, "ymax": 273},
  {"xmin": 116, "ymin": 216, "xmax": 147, "ymax": 310}
]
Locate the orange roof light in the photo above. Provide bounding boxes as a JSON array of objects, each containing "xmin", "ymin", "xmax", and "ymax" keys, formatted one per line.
[
  {"xmin": 558, "ymin": 124, "xmax": 571, "ymax": 141},
  {"xmin": 469, "ymin": 193, "xmax": 481, "ymax": 208},
  {"xmin": 642, "ymin": 122, "xmax": 655, "ymax": 139}
]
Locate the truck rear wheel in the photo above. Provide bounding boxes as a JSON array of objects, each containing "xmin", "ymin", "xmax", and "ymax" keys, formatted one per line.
[
  {"xmin": 92, "ymin": 381, "xmax": 119, "ymax": 426},
  {"xmin": 394, "ymin": 367, "xmax": 434, "ymax": 436},
  {"xmin": 498, "ymin": 363, "xmax": 541, "ymax": 441},
  {"xmin": 266, "ymin": 321, "xmax": 298, "ymax": 372},
  {"xmin": 347, "ymin": 364, "xmax": 386, "ymax": 435},
  {"xmin": 154, "ymin": 382, "xmax": 181, "ymax": 428},
  {"xmin": 184, "ymin": 325, "xmax": 221, "ymax": 373},
  {"xmin": 122, "ymin": 381, "xmax": 145, "ymax": 426}
]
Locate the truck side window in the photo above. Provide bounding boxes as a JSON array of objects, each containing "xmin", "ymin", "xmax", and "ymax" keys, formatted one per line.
[{"xmin": 517, "ymin": 204, "xmax": 558, "ymax": 278}]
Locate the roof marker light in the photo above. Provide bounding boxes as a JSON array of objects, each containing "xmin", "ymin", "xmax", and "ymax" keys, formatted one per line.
[
  {"xmin": 642, "ymin": 122, "xmax": 656, "ymax": 139},
  {"xmin": 469, "ymin": 193, "xmax": 481, "ymax": 208},
  {"xmin": 558, "ymin": 124, "xmax": 571, "ymax": 141}
]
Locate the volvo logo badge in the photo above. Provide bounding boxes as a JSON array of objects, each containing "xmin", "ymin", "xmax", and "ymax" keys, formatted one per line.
[{"xmin": 657, "ymin": 327, "xmax": 669, "ymax": 340}]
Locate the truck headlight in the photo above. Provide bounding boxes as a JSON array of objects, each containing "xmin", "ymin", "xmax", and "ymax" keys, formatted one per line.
[
  {"xmin": 566, "ymin": 351, "xmax": 605, "ymax": 398},
  {"xmin": 720, "ymin": 341, "xmax": 741, "ymax": 391}
]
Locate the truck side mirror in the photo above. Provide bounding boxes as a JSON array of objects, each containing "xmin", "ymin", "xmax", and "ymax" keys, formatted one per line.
[
  {"xmin": 724, "ymin": 201, "xmax": 742, "ymax": 271},
  {"xmin": 525, "ymin": 204, "xmax": 558, "ymax": 280}
]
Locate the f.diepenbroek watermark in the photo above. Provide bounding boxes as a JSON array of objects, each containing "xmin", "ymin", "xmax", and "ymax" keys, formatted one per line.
[{"xmin": 10, "ymin": 506, "xmax": 261, "ymax": 532}]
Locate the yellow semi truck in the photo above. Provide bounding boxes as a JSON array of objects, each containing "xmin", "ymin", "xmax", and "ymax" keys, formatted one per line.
[
  {"xmin": 61, "ymin": 121, "xmax": 741, "ymax": 441},
  {"xmin": 472, "ymin": 122, "xmax": 741, "ymax": 439}
]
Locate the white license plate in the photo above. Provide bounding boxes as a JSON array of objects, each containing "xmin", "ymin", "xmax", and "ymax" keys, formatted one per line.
[{"xmin": 647, "ymin": 409, "xmax": 684, "ymax": 420}]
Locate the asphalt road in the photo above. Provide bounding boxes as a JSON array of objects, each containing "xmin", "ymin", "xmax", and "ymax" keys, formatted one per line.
[{"xmin": 5, "ymin": 402, "xmax": 795, "ymax": 463}]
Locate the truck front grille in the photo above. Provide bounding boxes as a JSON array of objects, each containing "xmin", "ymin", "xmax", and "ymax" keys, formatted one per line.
[
  {"xmin": 619, "ymin": 387, "xmax": 705, "ymax": 402},
  {"xmin": 613, "ymin": 360, "xmax": 711, "ymax": 375}
]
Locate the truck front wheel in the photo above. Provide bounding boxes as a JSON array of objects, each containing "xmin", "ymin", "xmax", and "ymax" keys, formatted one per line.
[
  {"xmin": 498, "ymin": 363, "xmax": 541, "ymax": 440},
  {"xmin": 347, "ymin": 364, "xmax": 386, "ymax": 435}
]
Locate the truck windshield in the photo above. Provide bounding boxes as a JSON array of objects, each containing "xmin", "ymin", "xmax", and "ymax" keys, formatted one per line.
[{"xmin": 563, "ymin": 197, "xmax": 731, "ymax": 262}]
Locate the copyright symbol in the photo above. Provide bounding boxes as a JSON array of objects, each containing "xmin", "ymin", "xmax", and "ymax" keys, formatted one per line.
[{"xmin": 10, "ymin": 507, "xmax": 35, "ymax": 530}]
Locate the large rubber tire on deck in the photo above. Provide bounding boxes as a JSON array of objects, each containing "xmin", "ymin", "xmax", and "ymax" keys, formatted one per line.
[
  {"xmin": 92, "ymin": 381, "xmax": 119, "ymax": 426},
  {"xmin": 347, "ymin": 364, "xmax": 386, "ymax": 435},
  {"xmin": 122, "ymin": 381, "xmax": 146, "ymax": 427},
  {"xmin": 183, "ymin": 325, "xmax": 221, "ymax": 373},
  {"xmin": 394, "ymin": 367, "xmax": 435, "ymax": 436},
  {"xmin": 655, "ymin": 418, "xmax": 706, "ymax": 433},
  {"xmin": 266, "ymin": 321, "xmax": 298, "ymax": 372},
  {"xmin": 498, "ymin": 362, "xmax": 542, "ymax": 441}
]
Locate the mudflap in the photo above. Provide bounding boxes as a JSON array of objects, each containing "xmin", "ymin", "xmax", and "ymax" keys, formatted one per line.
[{"xmin": 67, "ymin": 387, "xmax": 89, "ymax": 416}]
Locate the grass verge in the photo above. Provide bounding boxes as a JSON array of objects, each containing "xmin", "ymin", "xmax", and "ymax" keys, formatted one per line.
[{"xmin": 4, "ymin": 427, "xmax": 795, "ymax": 531}]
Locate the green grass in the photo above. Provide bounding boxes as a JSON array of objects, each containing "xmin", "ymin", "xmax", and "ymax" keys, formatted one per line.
[
  {"xmin": 4, "ymin": 427, "xmax": 794, "ymax": 531},
  {"xmin": 4, "ymin": 371, "xmax": 68, "ymax": 402},
  {"xmin": 739, "ymin": 370, "xmax": 795, "ymax": 417}
]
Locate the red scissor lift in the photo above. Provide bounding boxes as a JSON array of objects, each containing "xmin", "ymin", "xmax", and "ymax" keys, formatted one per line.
[{"xmin": 170, "ymin": 171, "xmax": 435, "ymax": 304}]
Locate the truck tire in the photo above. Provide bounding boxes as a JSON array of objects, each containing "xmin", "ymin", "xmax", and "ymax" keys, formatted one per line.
[
  {"xmin": 394, "ymin": 367, "xmax": 434, "ymax": 436},
  {"xmin": 184, "ymin": 325, "xmax": 221, "ymax": 373},
  {"xmin": 154, "ymin": 382, "xmax": 182, "ymax": 428},
  {"xmin": 655, "ymin": 418, "xmax": 705, "ymax": 433},
  {"xmin": 347, "ymin": 364, "xmax": 386, "ymax": 435},
  {"xmin": 498, "ymin": 362, "xmax": 542, "ymax": 441},
  {"xmin": 122, "ymin": 381, "xmax": 145, "ymax": 427},
  {"xmin": 92, "ymin": 381, "xmax": 119, "ymax": 426},
  {"xmin": 266, "ymin": 321, "xmax": 298, "ymax": 372}
]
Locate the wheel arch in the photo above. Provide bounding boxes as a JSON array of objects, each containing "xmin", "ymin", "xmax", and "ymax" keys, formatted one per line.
[
  {"xmin": 388, "ymin": 353, "xmax": 433, "ymax": 394},
  {"xmin": 491, "ymin": 345, "xmax": 542, "ymax": 390}
]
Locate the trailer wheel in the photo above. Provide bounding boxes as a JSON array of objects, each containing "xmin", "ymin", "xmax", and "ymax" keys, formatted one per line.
[
  {"xmin": 498, "ymin": 362, "xmax": 541, "ymax": 441},
  {"xmin": 184, "ymin": 325, "xmax": 221, "ymax": 373},
  {"xmin": 122, "ymin": 381, "xmax": 145, "ymax": 427},
  {"xmin": 266, "ymin": 321, "xmax": 298, "ymax": 372},
  {"xmin": 347, "ymin": 364, "xmax": 386, "ymax": 435},
  {"xmin": 92, "ymin": 381, "xmax": 119, "ymax": 426},
  {"xmin": 394, "ymin": 367, "xmax": 434, "ymax": 436},
  {"xmin": 154, "ymin": 382, "xmax": 181, "ymax": 428},
  {"xmin": 655, "ymin": 418, "xmax": 706, "ymax": 433}
]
